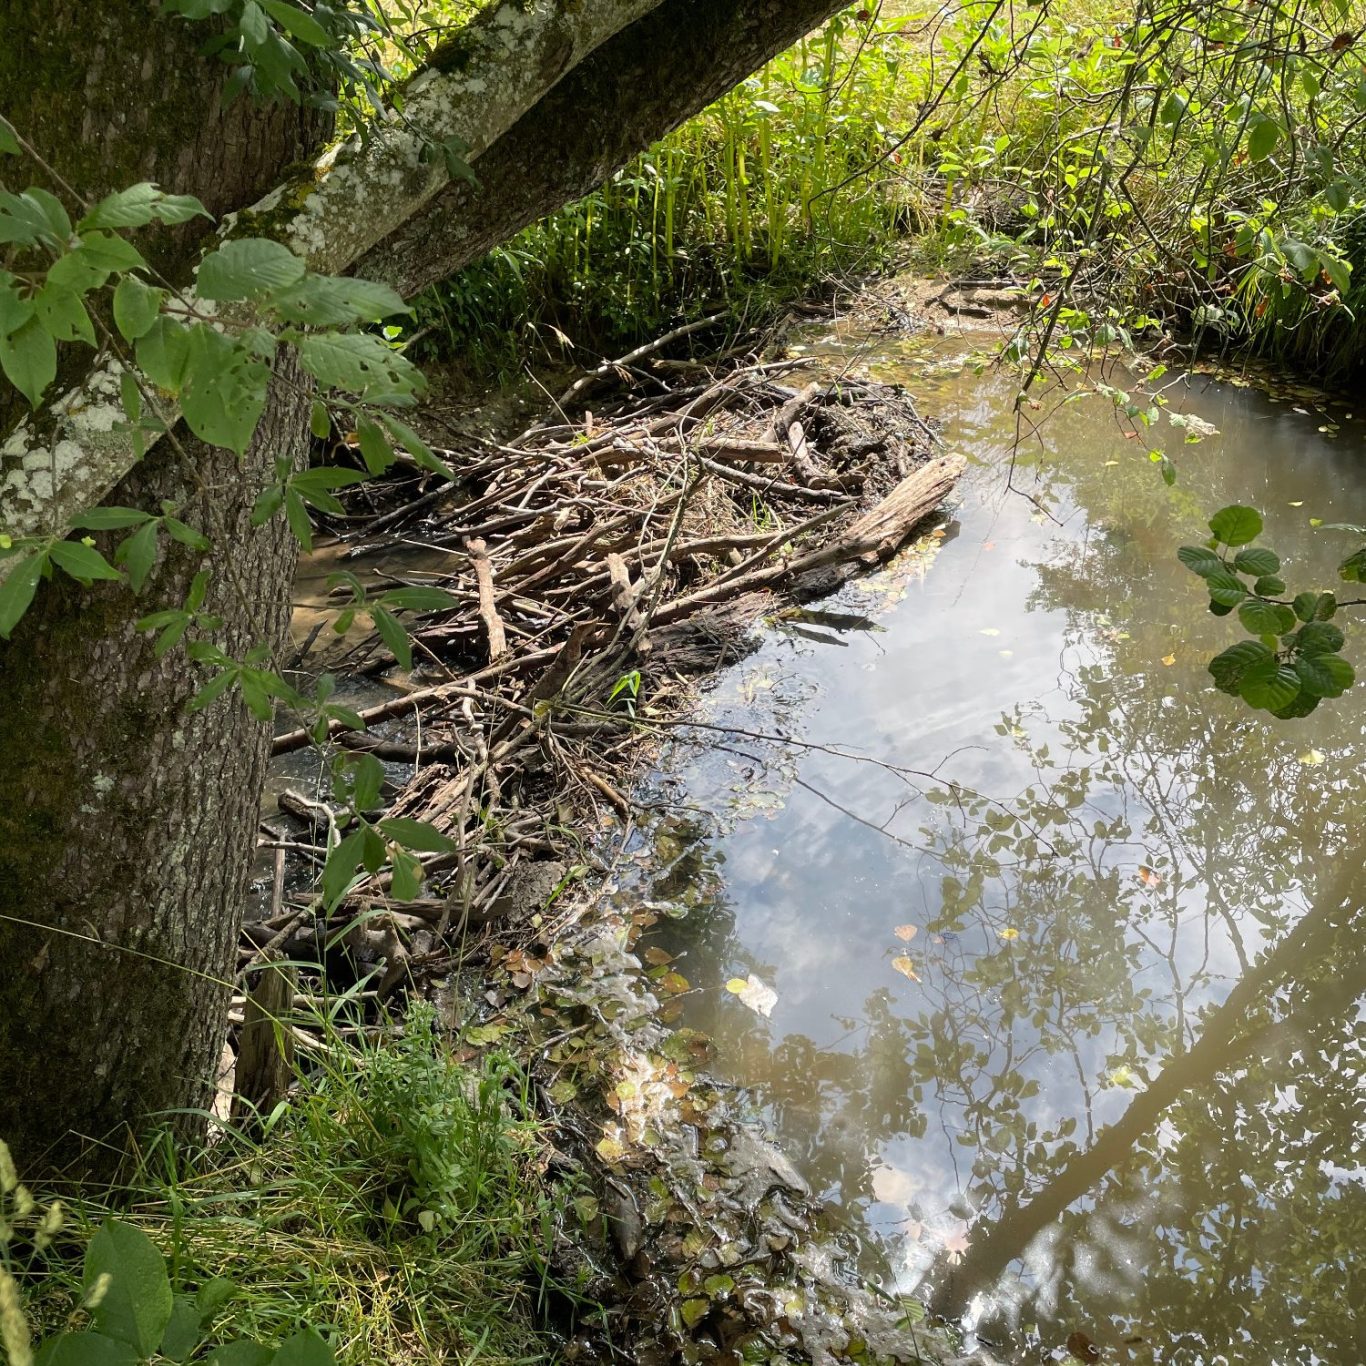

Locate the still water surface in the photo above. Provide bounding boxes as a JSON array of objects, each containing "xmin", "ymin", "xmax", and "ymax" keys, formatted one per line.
[{"xmin": 620, "ymin": 347, "xmax": 1366, "ymax": 1362}]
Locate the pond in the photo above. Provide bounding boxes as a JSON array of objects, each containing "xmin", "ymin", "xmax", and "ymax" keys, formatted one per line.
[{"xmin": 617, "ymin": 342, "xmax": 1366, "ymax": 1363}]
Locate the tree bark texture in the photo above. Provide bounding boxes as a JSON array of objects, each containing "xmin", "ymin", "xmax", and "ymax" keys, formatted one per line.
[{"xmin": 0, "ymin": 4, "xmax": 324, "ymax": 1175}]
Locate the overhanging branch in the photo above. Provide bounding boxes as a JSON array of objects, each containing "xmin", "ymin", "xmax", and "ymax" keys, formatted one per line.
[{"xmin": 2, "ymin": 0, "xmax": 667, "ymax": 545}]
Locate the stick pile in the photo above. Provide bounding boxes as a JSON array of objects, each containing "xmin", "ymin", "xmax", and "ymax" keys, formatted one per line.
[{"xmin": 252, "ymin": 349, "xmax": 964, "ymax": 988}]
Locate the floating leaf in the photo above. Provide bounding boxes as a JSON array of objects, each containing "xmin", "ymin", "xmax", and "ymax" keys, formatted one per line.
[
  {"xmin": 997, "ymin": 927, "xmax": 1020, "ymax": 941},
  {"xmin": 1161, "ymin": 653, "xmax": 1176, "ymax": 666},
  {"xmin": 724, "ymin": 974, "xmax": 777, "ymax": 1017},
  {"xmin": 890, "ymin": 955, "xmax": 920, "ymax": 982},
  {"xmin": 1137, "ymin": 865, "xmax": 1163, "ymax": 888},
  {"xmin": 595, "ymin": 1134, "xmax": 626, "ymax": 1163},
  {"xmin": 1299, "ymin": 749, "xmax": 1326, "ymax": 765},
  {"xmin": 893, "ymin": 924, "xmax": 918, "ymax": 942}
]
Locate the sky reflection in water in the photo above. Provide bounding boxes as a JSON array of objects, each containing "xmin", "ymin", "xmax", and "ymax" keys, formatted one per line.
[{"xmin": 621, "ymin": 352, "xmax": 1366, "ymax": 1363}]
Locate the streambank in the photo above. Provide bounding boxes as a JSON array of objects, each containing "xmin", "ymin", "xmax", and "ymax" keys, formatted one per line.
[{"xmin": 246, "ymin": 318, "xmax": 979, "ymax": 1361}]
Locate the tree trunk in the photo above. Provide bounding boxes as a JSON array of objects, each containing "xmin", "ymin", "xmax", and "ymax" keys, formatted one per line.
[
  {"xmin": 0, "ymin": 0, "xmax": 853, "ymax": 1176},
  {"xmin": 0, "ymin": 4, "xmax": 327, "ymax": 1176}
]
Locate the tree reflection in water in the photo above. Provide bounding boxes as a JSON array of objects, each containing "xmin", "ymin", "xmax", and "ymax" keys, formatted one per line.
[{"xmin": 617, "ymin": 368, "xmax": 1366, "ymax": 1362}]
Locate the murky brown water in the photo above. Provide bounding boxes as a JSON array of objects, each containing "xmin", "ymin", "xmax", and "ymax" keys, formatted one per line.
[{"xmin": 619, "ymin": 344, "xmax": 1366, "ymax": 1362}]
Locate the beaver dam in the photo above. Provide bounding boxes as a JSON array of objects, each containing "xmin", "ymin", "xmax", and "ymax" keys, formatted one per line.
[{"xmin": 246, "ymin": 314, "xmax": 1366, "ymax": 1364}]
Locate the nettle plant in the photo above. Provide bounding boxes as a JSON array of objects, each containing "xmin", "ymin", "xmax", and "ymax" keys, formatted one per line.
[
  {"xmin": 1, "ymin": 1145, "xmax": 332, "ymax": 1365},
  {"xmin": 0, "ymin": 138, "xmax": 457, "ymax": 911},
  {"xmin": 1180, "ymin": 504, "xmax": 1361, "ymax": 718}
]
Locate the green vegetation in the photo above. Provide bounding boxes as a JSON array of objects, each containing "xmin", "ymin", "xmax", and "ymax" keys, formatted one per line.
[
  {"xmin": 2, "ymin": 1007, "xmax": 560, "ymax": 1365},
  {"xmin": 420, "ymin": 0, "xmax": 1366, "ymax": 384},
  {"xmin": 417, "ymin": 7, "xmax": 915, "ymax": 368}
]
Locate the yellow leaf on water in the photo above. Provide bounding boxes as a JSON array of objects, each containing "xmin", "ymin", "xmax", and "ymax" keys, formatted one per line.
[
  {"xmin": 1137, "ymin": 865, "xmax": 1163, "ymax": 888},
  {"xmin": 998, "ymin": 927, "xmax": 1020, "ymax": 941},
  {"xmin": 1299, "ymin": 749, "xmax": 1326, "ymax": 766},
  {"xmin": 1288, "ymin": 501, "xmax": 1304, "ymax": 507},
  {"xmin": 891, "ymin": 955, "xmax": 920, "ymax": 982},
  {"xmin": 894, "ymin": 924, "xmax": 918, "ymax": 942},
  {"xmin": 1161, "ymin": 654, "xmax": 1176, "ymax": 666}
]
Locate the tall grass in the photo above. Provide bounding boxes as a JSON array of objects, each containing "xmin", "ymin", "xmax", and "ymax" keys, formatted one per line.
[{"xmin": 416, "ymin": 7, "xmax": 916, "ymax": 370}]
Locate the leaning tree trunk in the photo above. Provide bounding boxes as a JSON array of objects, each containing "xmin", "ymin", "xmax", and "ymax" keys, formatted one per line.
[{"xmin": 0, "ymin": 1, "xmax": 328, "ymax": 1176}]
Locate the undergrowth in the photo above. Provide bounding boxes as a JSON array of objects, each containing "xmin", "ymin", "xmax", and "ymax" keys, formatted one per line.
[
  {"xmin": 412, "ymin": 0, "xmax": 1366, "ymax": 386},
  {"xmin": 7, "ymin": 1006, "xmax": 563, "ymax": 1365}
]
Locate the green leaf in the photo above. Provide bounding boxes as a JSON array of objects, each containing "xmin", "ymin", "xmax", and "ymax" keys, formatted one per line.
[
  {"xmin": 377, "ymin": 817, "xmax": 457, "ymax": 853},
  {"xmin": 136, "ymin": 317, "xmax": 193, "ymax": 392},
  {"xmin": 180, "ymin": 332, "xmax": 269, "ymax": 454},
  {"xmin": 198, "ymin": 238, "xmax": 306, "ymax": 301},
  {"xmin": 1295, "ymin": 620, "xmax": 1345, "ymax": 656},
  {"xmin": 73, "ymin": 508, "xmax": 153, "ymax": 531},
  {"xmin": 1252, "ymin": 574, "xmax": 1286, "ymax": 596},
  {"xmin": 1208, "ymin": 639, "xmax": 1273, "ymax": 695},
  {"xmin": 296, "ymin": 332, "xmax": 424, "ymax": 400},
  {"xmin": 163, "ymin": 517, "xmax": 210, "ymax": 551},
  {"xmin": 120, "ymin": 371, "xmax": 142, "ymax": 423},
  {"xmin": 0, "ymin": 188, "xmax": 71, "ymax": 245},
  {"xmin": 1314, "ymin": 591, "xmax": 1338, "ymax": 620},
  {"xmin": 189, "ymin": 668, "xmax": 237, "ymax": 712},
  {"xmin": 205, "ymin": 1343, "xmax": 274, "ymax": 1366},
  {"xmin": 371, "ymin": 604, "xmax": 413, "ymax": 670},
  {"xmin": 1293, "ymin": 591, "xmax": 1319, "ymax": 622},
  {"xmin": 116, "ymin": 520, "xmax": 161, "ymax": 593},
  {"xmin": 0, "ymin": 274, "xmax": 36, "ymax": 338},
  {"xmin": 80, "ymin": 184, "xmax": 209, "ymax": 230},
  {"xmin": 1208, "ymin": 505, "xmax": 1263, "ymax": 547},
  {"xmin": 159, "ymin": 1296, "xmax": 204, "ymax": 1363},
  {"xmin": 1294, "ymin": 652, "xmax": 1354, "ymax": 699},
  {"xmin": 272, "ymin": 274, "xmax": 410, "ymax": 326},
  {"xmin": 0, "ymin": 550, "xmax": 48, "ymax": 638},
  {"xmin": 1246, "ymin": 115, "xmax": 1282, "ymax": 162},
  {"xmin": 50, "ymin": 540, "xmax": 122, "ymax": 585},
  {"xmin": 258, "ymin": 0, "xmax": 332, "ymax": 46},
  {"xmin": 310, "ymin": 400, "xmax": 331, "ymax": 439},
  {"xmin": 323, "ymin": 828, "xmax": 366, "ymax": 909},
  {"xmin": 348, "ymin": 753, "xmax": 385, "ymax": 810},
  {"xmin": 1239, "ymin": 659, "xmax": 1301, "ymax": 711},
  {"xmin": 0, "ymin": 117, "xmax": 19, "ymax": 155},
  {"xmin": 1338, "ymin": 547, "xmax": 1366, "ymax": 583},
  {"xmin": 284, "ymin": 489, "xmax": 314, "ymax": 550},
  {"xmin": 1237, "ymin": 598, "xmax": 1295, "ymax": 636},
  {"xmin": 383, "ymin": 415, "xmax": 454, "ymax": 479},
  {"xmin": 1233, "ymin": 547, "xmax": 1279, "ymax": 576},
  {"xmin": 35, "ymin": 285, "xmax": 95, "ymax": 345},
  {"xmin": 1, "ymin": 315, "xmax": 58, "ymax": 404},
  {"xmin": 271, "ymin": 1329, "xmax": 335, "ymax": 1366},
  {"xmin": 390, "ymin": 848, "xmax": 422, "ymax": 901},
  {"xmin": 252, "ymin": 484, "xmax": 285, "ymax": 527},
  {"xmin": 378, "ymin": 587, "xmax": 458, "ymax": 613},
  {"xmin": 356, "ymin": 417, "xmax": 395, "ymax": 474},
  {"xmin": 1205, "ymin": 570, "xmax": 1248, "ymax": 607},
  {"xmin": 1177, "ymin": 545, "xmax": 1223, "ymax": 577},
  {"xmin": 113, "ymin": 278, "xmax": 166, "ymax": 342},
  {"xmin": 74, "ymin": 231, "xmax": 147, "ymax": 274},
  {"xmin": 36, "ymin": 1332, "xmax": 138, "ymax": 1366},
  {"xmin": 195, "ymin": 1277, "xmax": 237, "ymax": 1318},
  {"xmin": 84, "ymin": 1220, "xmax": 174, "ymax": 1356}
]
